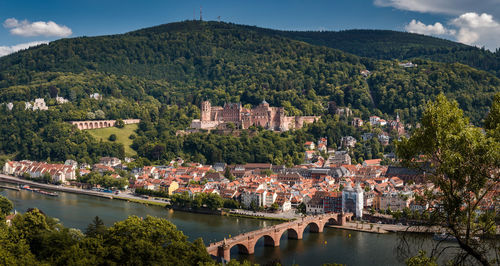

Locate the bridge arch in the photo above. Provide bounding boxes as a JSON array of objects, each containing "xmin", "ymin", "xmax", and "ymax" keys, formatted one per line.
[
  {"xmin": 230, "ymin": 243, "xmax": 250, "ymax": 255},
  {"xmin": 282, "ymin": 228, "xmax": 302, "ymax": 240},
  {"xmin": 327, "ymin": 217, "xmax": 339, "ymax": 225},
  {"xmin": 259, "ymin": 234, "xmax": 278, "ymax": 247},
  {"xmin": 304, "ymin": 221, "xmax": 322, "ymax": 233}
]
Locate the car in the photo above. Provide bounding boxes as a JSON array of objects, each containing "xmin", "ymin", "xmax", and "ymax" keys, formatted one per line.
[{"xmin": 377, "ymin": 221, "xmax": 382, "ymax": 224}]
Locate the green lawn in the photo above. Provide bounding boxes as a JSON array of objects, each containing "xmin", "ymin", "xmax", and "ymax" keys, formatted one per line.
[{"xmin": 87, "ymin": 124, "xmax": 138, "ymax": 156}]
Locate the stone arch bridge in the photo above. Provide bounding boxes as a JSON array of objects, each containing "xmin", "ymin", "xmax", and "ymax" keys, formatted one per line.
[
  {"xmin": 70, "ymin": 119, "xmax": 140, "ymax": 130},
  {"xmin": 207, "ymin": 212, "xmax": 353, "ymax": 261}
]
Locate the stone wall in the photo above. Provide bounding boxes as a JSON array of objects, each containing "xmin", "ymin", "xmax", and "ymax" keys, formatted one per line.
[{"xmin": 71, "ymin": 119, "xmax": 140, "ymax": 130}]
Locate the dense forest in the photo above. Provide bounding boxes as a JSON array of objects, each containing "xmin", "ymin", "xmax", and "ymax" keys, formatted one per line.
[
  {"xmin": 0, "ymin": 20, "xmax": 498, "ymax": 165},
  {"xmin": 274, "ymin": 29, "xmax": 500, "ymax": 78}
]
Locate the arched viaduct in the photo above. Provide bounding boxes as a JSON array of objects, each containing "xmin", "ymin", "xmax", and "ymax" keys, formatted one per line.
[
  {"xmin": 70, "ymin": 119, "xmax": 140, "ymax": 130},
  {"xmin": 207, "ymin": 212, "xmax": 353, "ymax": 261}
]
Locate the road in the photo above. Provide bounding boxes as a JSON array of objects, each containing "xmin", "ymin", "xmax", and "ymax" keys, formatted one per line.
[{"xmin": 0, "ymin": 174, "xmax": 168, "ymax": 205}]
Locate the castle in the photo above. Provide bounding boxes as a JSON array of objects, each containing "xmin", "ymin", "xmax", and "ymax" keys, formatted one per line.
[{"xmin": 190, "ymin": 100, "xmax": 320, "ymax": 131}]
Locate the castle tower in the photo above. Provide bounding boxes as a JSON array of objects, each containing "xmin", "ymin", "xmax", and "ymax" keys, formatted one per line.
[{"xmin": 201, "ymin": 101, "xmax": 211, "ymax": 121}]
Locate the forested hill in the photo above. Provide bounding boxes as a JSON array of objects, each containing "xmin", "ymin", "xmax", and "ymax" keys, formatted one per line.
[
  {"xmin": 0, "ymin": 20, "xmax": 499, "ymax": 124},
  {"xmin": 276, "ymin": 29, "xmax": 500, "ymax": 78}
]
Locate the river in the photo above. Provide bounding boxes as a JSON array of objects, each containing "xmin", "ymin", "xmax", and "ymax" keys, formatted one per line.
[{"xmin": 1, "ymin": 185, "xmax": 441, "ymax": 266}]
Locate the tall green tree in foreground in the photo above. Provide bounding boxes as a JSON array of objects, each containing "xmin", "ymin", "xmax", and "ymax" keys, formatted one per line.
[{"xmin": 397, "ymin": 94, "xmax": 500, "ymax": 265}]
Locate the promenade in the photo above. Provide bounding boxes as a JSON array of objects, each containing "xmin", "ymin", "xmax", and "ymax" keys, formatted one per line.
[{"xmin": 0, "ymin": 174, "xmax": 167, "ymax": 205}]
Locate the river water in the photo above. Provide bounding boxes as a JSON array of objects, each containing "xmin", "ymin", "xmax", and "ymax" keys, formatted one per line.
[{"xmin": 1, "ymin": 185, "xmax": 441, "ymax": 265}]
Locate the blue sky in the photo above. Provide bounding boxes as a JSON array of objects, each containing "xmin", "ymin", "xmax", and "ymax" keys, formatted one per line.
[{"xmin": 1, "ymin": 0, "xmax": 499, "ymax": 56}]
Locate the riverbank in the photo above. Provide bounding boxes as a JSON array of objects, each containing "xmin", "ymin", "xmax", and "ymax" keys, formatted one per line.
[
  {"xmin": 227, "ymin": 212, "xmax": 292, "ymax": 222},
  {"xmin": 327, "ymin": 221, "xmax": 445, "ymax": 235},
  {"xmin": 0, "ymin": 174, "xmax": 296, "ymax": 222},
  {"xmin": 0, "ymin": 174, "xmax": 113, "ymax": 199},
  {"xmin": 113, "ymin": 195, "xmax": 169, "ymax": 207}
]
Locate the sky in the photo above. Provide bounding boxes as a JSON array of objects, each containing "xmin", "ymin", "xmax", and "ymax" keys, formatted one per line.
[{"xmin": 1, "ymin": 0, "xmax": 499, "ymax": 57}]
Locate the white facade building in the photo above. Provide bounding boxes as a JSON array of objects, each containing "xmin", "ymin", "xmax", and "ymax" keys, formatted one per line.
[{"xmin": 342, "ymin": 183, "xmax": 364, "ymax": 218}]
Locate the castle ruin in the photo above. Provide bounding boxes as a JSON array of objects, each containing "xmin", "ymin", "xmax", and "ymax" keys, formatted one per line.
[{"xmin": 190, "ymin": 100, "xmax": 320, "ymax": 131}]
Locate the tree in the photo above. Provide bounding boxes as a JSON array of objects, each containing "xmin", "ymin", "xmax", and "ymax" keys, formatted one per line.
[
  {"xmin": 224, "ymin": 167, "xmax": 234, "ymax": 181},
  {"xmin": 104, "ymin": 216, "xmax": 211, "ymax": 265},
  {"xmin": 0, "ymin": 196, "xmax": 13, "ymax": 216},
  {"xmin": 397, "ymin": 94, "xmax": 500, "ymax": 266},
  {"xmin": 108, "ymin": 134, "xmax": 117, "ymax": 141},
  {"xmin": 485, "ymin": 92, "xmax": 500, "ymax": 140},
  {"xmin": 297, "ymin": 202, "xmax": 306, "ymax": 214},
  {"xmin": 115, "ymin": 119, "xmax": 125, "ymax": 128},
  {"xmin": 85, "ymin": 216, "xmax": 106, "ymax": 237},
  {"xmin": 406, "ymin": 250, "xmax": 437, "ymax": 266}
]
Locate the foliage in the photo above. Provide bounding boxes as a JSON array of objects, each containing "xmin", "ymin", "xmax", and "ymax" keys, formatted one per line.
[
  {"xmin": 0, "ymin": 20, "xmax": 498, "ymax": 165},
  {"xmin": 1, "ymin": 208, "xmax": 213, "ymax": 265},
  {"xmin": 108, "ymin": 134, "xmax": 117, "ymax": 141},
  {"xmin": 405, "ymin": 250, "xmax": 437, "ymax": 266},
  {"xmin": 0, "ymin": 195, "xmax": 13, "ymax": 216},
  {"xmin": 77, "ymin": 172, "xmax": 128, "ymax": 189},
  {"xmin": 115, "ymin": 118, "xmax": 125, "ymax": 128},
  {"xmin": 170, "ymin": 192, "xmax": 226, "ymax": 210},
  {"xmin": 396, "ymin": 94, "xmax": 500, "ymax": 265},
  {"xmin": 0, "ymin": 209, "xmax": 212, "ymax": 265},
  {"xmin": 135, "ymin": 187, "xmax": 169, "ymax": 198}
]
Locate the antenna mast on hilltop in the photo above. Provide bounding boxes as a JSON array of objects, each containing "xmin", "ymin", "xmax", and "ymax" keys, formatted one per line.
[
  {"xmin": 193, "ymin": 8, "xmax": 196, "ymax": 20},
  {"xmin": 200, "ymin": 6, "xmax": 203, "ymax": 21},
  {"xmin": 217, "ymin": 16, "xmax": 221, "ymax": 23}
]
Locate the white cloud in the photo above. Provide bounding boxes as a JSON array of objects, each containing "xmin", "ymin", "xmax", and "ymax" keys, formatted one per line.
[
  {"xmin": 3, "ymin": 18, "xmax": 72, "ymax": 37},
  {"xmin": 405, "ymin": 19, "xmax": 455, "ymax": 35},
  {"xmin": 450, "ymin": 13, "xmax": 500, "ymax": 49},
  {"xmin": 404, "ymin": 13, "xmax": 500, "ymax": 50},
  {"xmin": 374, "ymin": 0, "xmax": 500, "ymax": 17},
  {"xmin": 0, "ymin": 41, "xmax": 49, "ymax": 57}
]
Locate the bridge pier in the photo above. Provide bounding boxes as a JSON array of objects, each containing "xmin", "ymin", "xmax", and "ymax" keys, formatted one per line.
[{"xmin": 217, "ymin": 246, "xmax": 231, "ymax": 262}]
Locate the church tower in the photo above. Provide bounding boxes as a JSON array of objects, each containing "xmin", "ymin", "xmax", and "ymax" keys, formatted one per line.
[{"xmin": 201, "ymin": 101, "xmax": 211, "ymax": 121}]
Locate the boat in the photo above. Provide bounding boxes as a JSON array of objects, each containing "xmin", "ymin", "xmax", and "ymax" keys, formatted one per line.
[
  {"xmin": 20, "ymin": 185, "xmax": 58, "ymax": 197},
  {"xmin": 433, "ymin": 233, "xmax": 458, "ymax": 242}
]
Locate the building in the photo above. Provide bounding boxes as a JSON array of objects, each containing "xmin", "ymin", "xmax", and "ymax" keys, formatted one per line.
[
  {"xmin": 335, "ymin": 107, "xmax": 352, "ymax": 118},
  {"xmin": 351, "ymin": 117, "xmax": 363, "ymax": 127},
  {"xmin": 90, "ymin": 93, "xmax": 102, "ymax": 100},
  {"xmin": 304, "ymin": 141, "xmax": 316, "ymax": 150},
  {"xmin": 323, "ymin": 191, "xmax": 343, "ymax": 213},
  {"xmin": 329, "ymin": 151, "xmax": 351, "ymax": 166},
  {"xmin": 379, "ymin": 191, "xmax": 413, "ymax": 211},
  {"xmin": 3, "ymin": 160, "xmax": 76, "ymax": 184},
  {"xmin": 398, "ymin": 62, "xmax": 417, "ymax": 68},
  {"xmin": 190, "ymin": 100, "xmax": 320, "ymax": 131},
  {"xmin": 25, "ymin": 98, "xmax": 48, "ymax": 111},
  {"xmin": 342, "ymin": 183, "xmax": 364, "ymax": 218},
  {"xmin": 33, "ymin": 98, "xmax": 48, "ymax": 111},
  {"xmin": 341, "ymin": 136, "xmax": 357, "ymax": 149},
  {"xmin": 159, "ymin": 180, "xmax": 179, "ymax": 195},
  {"xmin": 369, "ymin": 116, "xmax": 380, "ymax": 125},
  {"xmin": 55, "ymin": 96, "xmax": 69, "ymax": 104},
  {"xmin": 99, "ymin": 157, "xmax": 122, "ymax": 167}
]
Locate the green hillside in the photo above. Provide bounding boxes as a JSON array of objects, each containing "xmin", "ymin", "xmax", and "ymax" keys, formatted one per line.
[
  {"xmin": 274, "ymin": 29, "xmax": 500, "ymax": 77},
  {"xmin": 0, "ymin": 21, "xmax": 498, "ymax": 121},
  {"xmin": 87, "ymin": 124, "xmax": 138, "ymax": 156},
  {"xmin": 0, "ymin": 20, "xmax": 498, "ymax": 164}
]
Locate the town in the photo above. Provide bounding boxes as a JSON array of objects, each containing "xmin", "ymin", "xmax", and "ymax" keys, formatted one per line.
[{"xmin": 3, "ymin": 134, "xmax": 495, "ymax": 222}]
